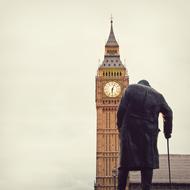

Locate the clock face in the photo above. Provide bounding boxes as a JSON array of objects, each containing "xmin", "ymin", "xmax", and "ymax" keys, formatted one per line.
[{"xmin": 104, "ymin": 81, "xmax": 121, "ymax": 97}]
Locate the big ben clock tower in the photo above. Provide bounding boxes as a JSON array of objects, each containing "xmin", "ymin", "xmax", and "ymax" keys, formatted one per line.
[{"xmin": 95, "ymin": 19, "xmax": 129, "ymax": 190}]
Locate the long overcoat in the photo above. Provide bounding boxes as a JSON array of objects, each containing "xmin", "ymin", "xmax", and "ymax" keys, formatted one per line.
[{"xmin": 117, "ymin": 84, "xmax": 173, "ymax": 170}]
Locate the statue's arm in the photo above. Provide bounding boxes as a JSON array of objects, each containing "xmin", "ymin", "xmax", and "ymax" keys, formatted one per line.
[
  {"xmin": 117, "ymin": 102, "xmax": 125, "ymax": 131},
  {"xmin": 160, "ymin": 95, "xmax": 173, "ymax": 139},
  {"xmin": 117, "ymin": 91, "xmax": 129, "ymax": 131}
]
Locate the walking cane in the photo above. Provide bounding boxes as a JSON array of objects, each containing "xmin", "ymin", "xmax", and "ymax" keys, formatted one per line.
[{"xmin": 167, "ymin": 138, "xmax": 172, "ymax": 189}]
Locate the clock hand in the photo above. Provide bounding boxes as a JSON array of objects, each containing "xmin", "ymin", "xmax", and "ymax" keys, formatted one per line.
[{"xmin": 111, "ymin": 86, "xmax": 114, "ymax": 94}]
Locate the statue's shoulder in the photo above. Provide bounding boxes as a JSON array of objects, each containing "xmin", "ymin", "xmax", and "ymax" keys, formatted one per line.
[
  {"xmin": 127, "ymin": 84, "xmax": 141, "ymax": 90},
  {"xmin": 124, "ymin": 84, "xmax": 145, "ymax": 97},
  {"xmin": 127, "ymin": 84, "xmax": 162, "ymax": 97},
  {"xmin": 127, "ymin": 84, "xmax": 147, "ymax": 92},
  {"xmin": 148, "ymin": 86, "xmax": 162, "ymax": 97}
]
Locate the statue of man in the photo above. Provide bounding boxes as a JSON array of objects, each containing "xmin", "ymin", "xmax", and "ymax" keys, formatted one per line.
[{"xmin": 117, "ymin": 80, "xmax": 173, "ymax": 190}]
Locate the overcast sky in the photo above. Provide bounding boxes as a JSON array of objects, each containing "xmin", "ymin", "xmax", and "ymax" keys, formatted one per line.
[{"xmin": 0, "ymin": 0, "xmax": 190, "ymax": 190}]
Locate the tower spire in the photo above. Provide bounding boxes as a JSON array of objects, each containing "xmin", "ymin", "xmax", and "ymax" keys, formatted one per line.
[
  {"xmin": 105, "ymin": 17, "xmax": 119, "ymax": 47},
  {"xmin": 110, "ymin": 14, "xmax": 113, "ymax": 24}
]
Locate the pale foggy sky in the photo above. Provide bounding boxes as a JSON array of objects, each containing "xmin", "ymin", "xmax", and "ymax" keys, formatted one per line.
[{"xmin": 0, "ymin": 0, "xmax": 190, "ymax": 190}]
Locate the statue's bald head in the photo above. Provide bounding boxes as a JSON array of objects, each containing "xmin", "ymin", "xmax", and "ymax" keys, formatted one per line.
[{"xmin": 138, "ymin": 80, "xmax": 151, "ymax": 87}]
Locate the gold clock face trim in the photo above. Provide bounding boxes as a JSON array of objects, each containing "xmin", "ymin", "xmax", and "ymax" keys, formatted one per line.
[{"xmin": 104, "ymin": 81, "xmax": 121, "ymax": 97}]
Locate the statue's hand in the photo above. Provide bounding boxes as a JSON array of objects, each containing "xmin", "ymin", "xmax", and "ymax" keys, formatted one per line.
[{"xmin": 165, "ymin": 133, "xmax": 171, "ymax": 139}]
